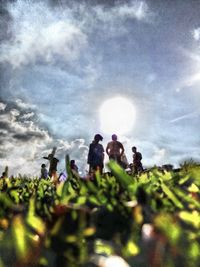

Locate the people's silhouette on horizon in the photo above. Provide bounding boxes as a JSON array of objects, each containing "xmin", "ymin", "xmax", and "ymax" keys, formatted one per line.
[
  {"xmin": 43, "ymin": 147, "xmax": 59, "ymax": 177},
  {"xmin": 0, "ymin": 172, "xmax": 6, "ymax": 179},
  {"xmin": 40, "ymin": 163, "xmax": 48, "ymax": 179},
  {"xmin": 70, "ymin": 160, "xmax": 79, "ymax": 175},
  {"xmin": 87, "ymin": 134, "xmax": 104, "ymax": 175},
  {"xmin": 131, "ymin": 146, "xmax": 143, "ymax": 174},
  {"xmin": 40, "ymin": 139, "xmax": 145, "ymax": 180},
  {"xmin": 106, "ymin": 134, "xmax": 125, "ymax": 166}
]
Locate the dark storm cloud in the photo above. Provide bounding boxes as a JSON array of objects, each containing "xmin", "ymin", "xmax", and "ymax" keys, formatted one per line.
[
  {"xmin": 0, "ymin": 121, "xmax": 10, "ymax": 131},
  {"xmin": 13, "ymin": 132, "xmax": 47, "ymax": 142},
  {"xmin": 0, "ymin": 99, "xmax": 51, "ymax": 145}
]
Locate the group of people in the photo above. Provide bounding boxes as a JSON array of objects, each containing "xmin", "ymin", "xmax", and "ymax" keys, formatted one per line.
[
  {"xmin": 40, "ymin": 134, "xmax": 143, "ymax": 179},
  {"xmin": 87, "ymin": 134, "xmax": 143, "ymax": 175}
]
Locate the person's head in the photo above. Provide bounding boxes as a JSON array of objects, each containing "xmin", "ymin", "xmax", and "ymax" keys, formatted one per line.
[
  {"xmin": 132, "ymin": 146, "xmax": 137, "ymax": 153},
  {"xmin": 41, "ymin": 164, "xmax": 46, "ymax": 168},
  {"xmin": 112, "ymin": 134, "xmax": 117, "ymax": 141},
  {"xmin": 94, "ymin": 134, "xmax": 103, "ymax": 142},
  {"xmin": 70, "ymin": 160, "xmax": 75, "ymax": 165}
]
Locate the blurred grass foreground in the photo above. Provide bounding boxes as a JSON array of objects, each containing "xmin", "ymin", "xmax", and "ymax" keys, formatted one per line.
[{"xmin": 0, "ymin": 160, "xmax": 200, "ymax": 267}]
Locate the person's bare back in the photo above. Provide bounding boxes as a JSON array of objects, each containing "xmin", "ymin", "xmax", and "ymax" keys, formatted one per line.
[{"xmin": 106, "ymin": 134, "xmax": 124, "ymax": 164}]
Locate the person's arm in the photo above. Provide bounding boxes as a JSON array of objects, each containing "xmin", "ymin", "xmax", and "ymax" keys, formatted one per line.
[{"xmin": 120, "ymin": 143, "xmax": 125, "ymax": 157}]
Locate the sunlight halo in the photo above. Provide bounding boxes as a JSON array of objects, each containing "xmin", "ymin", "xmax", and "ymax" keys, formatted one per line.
[{"xmin": 99, "ymin": 97, "xmax": 136, "ymax": 135}]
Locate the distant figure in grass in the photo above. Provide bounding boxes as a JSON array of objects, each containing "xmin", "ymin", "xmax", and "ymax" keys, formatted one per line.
[
  {"xmin": 106, "ymin": 134, "xmax": 124, "ymax": 166},
  {"xmin": 131, "ymin": 146, "xmax": 143, "ymax": 174},
  {"xmin": 70, "ymin": 160, "xmax": 79, "ymax": 174},
  {"xmin": 0, "ymin": 172, "xmax": 6, "ymax": 179},
  {"xmin": 43, "ymin": 147, "xmax": 59, "ymax": 177},
  {"xmin": 40, "ymin": 164, "xmax": 48, "ymax": 179},
  {"xmin": 0, "ymin": 166, "xmax": 8, "ymax": 179},
  {"xmin": 87, "ymin": 134, "xmax": 104, "ymax": 175}
]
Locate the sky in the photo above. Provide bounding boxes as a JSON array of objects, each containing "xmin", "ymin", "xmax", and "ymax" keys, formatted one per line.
[{"xmin": 0, "ymin": 0, "xmax": 200, "ymax": 176}]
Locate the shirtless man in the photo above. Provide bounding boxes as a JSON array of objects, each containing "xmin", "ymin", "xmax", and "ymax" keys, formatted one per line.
[{"xmin": 106, "ymin": 134, "xmax": 124, "ymax": 165}]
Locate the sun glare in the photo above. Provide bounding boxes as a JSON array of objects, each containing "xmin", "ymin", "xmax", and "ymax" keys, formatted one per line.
[{"xmin": 99, "ymin": 97, "xmax": 136, "ymax": 135}]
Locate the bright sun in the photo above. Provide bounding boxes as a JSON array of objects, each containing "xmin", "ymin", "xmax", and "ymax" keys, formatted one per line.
[{"xmin": 99, "ymin": 97, "xmax": 136, "ymax": 135}]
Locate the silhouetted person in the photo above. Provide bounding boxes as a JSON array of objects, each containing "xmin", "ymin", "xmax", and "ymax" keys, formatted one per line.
[
  {"xmin": 1, "ymin": 166, "xmax": 8, "ymax": 179},
  {"xmin": 40, "ymin": 164, "xmax": 48, "ymax": 179},
  {"xmin": 0, "ymin": 172, "xmax": 6, "ymax": 179},
  {"xmin": 87, "ymin": 134, "xmax": 104, "ymax": 175},
  {"xmin": 70, "ymin": 160, "xmax": 79, "ymax": 174},
  {"xmin": 131, "ymin": 146, "xmax": 143, "ymax": 174},
  {"xmin": 43, "ymin": 147, "xmax": 59, "ymax": 177},
  {"xmin": 106, "ymin": 134, "xmax": 124, "ymax": 165}
]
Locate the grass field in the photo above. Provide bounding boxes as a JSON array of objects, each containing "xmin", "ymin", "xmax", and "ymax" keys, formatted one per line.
[{"xmin": 0, "ymin": 160, "xmax": 199, "ymax": 267}]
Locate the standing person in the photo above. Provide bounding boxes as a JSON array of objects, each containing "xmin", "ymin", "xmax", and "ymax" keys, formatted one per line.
[
  {"xmin": 40, "ymin": 164, "xmax": 48, "ymax": 179},
  {"xmin": 0, "ymin": 172, "xmax": 6, "ymax": 179},
  {"xmin": 87, "ymin": 134, "xmax": 104, "ymax": 175},
  {"xmin": 131, "ymin": 146, "xmax": 143, "ymax": 174},
  {"xmin": 106, "ymin": 134, "xmax": 124, "ymax": 165},
  {"xmin": 70, "ymin": 160, "xmax": 79, "ymax": 174},
  {"xmin": 43, "ymin": 147, "xmax": 59, "ymax": 177}
]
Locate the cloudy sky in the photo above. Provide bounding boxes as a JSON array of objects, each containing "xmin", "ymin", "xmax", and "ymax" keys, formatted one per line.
[{"xmin": 0, "ymin": 0, "xmax": 200, "ymax": 176}]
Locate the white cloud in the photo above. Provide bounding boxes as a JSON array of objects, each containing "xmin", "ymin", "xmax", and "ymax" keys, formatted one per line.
[
  {"xmin": 184, "ymin": 72, "xmax": 200, "ymax": 87},
  {"xmin": 93, "ymin": 0, "xmax": 150, "ymax": 23},
  {"xmin": 116, "ymin": 1, "xmax": 149, "ymax": 21},
  {"xmin": 10, "ymin": 109, "xmax": 20, "ymax": 117},
  {"xmin": 21, "ymin": 112, "xmax": 35, "ymax": 120},
  {"xmin": 0, "ymin": 1, "xmax": 152, "ymax": 68},
  {"xmin": 15, "ymin": 99, "xmax": 36, "ymax": 109},
  {"xmin": 192, "ymin": 27, "xmax": 200, "ymax": 41},
  {"xmin": 89, "ymin": 0, "xmax": 152, "ymax": 36},
  {"xmin": 0, "ymin": 103, "xmax": 7, "ymax": 111},
  {"xmin": 0, "ymin": 2, "xmax": 87, "ymax": 68}
]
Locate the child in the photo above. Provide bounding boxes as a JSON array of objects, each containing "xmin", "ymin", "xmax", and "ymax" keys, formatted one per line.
[{"xmin": 40, "ymin": 164, "xmax": 48, "ymax": 179}]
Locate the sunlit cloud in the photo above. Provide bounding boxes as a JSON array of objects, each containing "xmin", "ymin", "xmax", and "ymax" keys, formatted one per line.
[
  {"xmin": 192, "ymin": 27, "xmax": 200, "ymax": 41},
  {"xmin": 115, "ymin": 1, "xmax": 149, "ymax": 20},
  {"xmin": 0, "ymin": 0, "xmax": 152, "ymax": 68},
  {"xmin": 184, "ymin": 72, "xmax": 200, "ymax": 87},
  {"xmin": 0, "ymin": 102, "xmax": 7, "ymax": 111},
  {"xmin": 0, "ymin": 2, "xmax": 87, "ymax": 68},
  {"xmin": 94, "ymin": 0, "xmax": 150, "ymax": 22}
]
